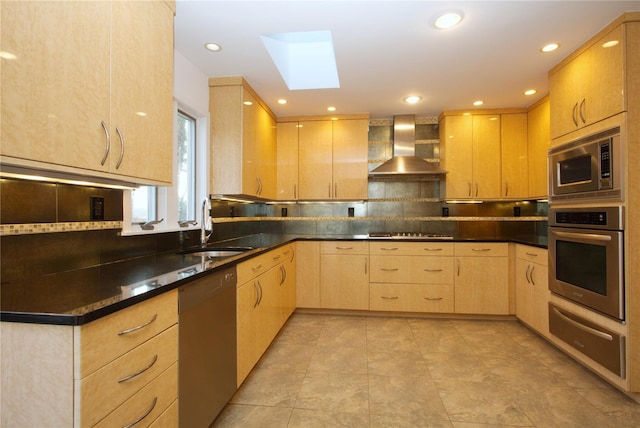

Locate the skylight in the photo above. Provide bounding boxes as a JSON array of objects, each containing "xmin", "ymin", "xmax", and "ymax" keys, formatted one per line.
[{"xmin": 261, "ymin": 30, "xmax": 340, "ymax": 90}]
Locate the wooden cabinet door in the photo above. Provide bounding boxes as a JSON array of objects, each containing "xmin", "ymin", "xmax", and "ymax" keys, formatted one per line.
[
  {"xmin": 276, "ymin": 122, "xmax": 299, "ymax": 200},
  {"xmin": 298, "ymin": 121, "xmax": 333, "ymax": 199},
  {"xmin": 110, "ymin": 0, "xmax": 173, "ymax": 184},
  {"xmin": 1, "ymin": 1, "xmax": 111, "ymax": 172},
  {"xmin": 332, "ymin": 119, "xmax": 369, "ymax": 199},
  {"xmin": 296, "ymin": 241, "xmax": 321, "ymax": 308},
  {"xmin": 320, "ymin": 254, "xmax": 369, "ymax": 310},
  {"xmin": 441, "ymin": 115, "xmax": 473, "ymax": 199},
  {"xmin": 549, "ymin": 56, "xmax": 582, "ymax": 139},
  {"xmin": 581, "ymin": 25, "xmax": 625, "ymax": 128},
  {"xmin": 454, "ymin": 255, "xmax": 509, "ymax": 315},
  {"xmin": 241, "ymin": 89, "xmax": 259, "ymax": 196},
  {"xmin": 527, "ymin": 98, "xmax": 550, "ymax": 199},
  {"xmin": 472, "ymin": 115, "xmax": 502, "ymax": 199},
  {"xmin": 515, "ymin": 258, "xmax": 534, "ymax": 325},
  {"xmin": 501, "ymin": 113, "xmax": 528, "ymax": 199},
  {"xmin": 256, "ymin": 103, "xmax": 277, "ymax": 199},
  {"xmin": 237, "ymin": 280, "xmax": 259, "ymax": 385}
]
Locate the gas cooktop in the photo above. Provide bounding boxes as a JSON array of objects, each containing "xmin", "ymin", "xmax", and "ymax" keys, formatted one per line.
[{"xmin": 368, "ymin": 232, "xmax": 454, "ymax": 240}]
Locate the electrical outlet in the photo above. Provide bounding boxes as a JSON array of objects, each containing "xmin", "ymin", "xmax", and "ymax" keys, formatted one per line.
[{"xmin": 90, "ymin": 196, "xmax": 105, "ymax": 220}]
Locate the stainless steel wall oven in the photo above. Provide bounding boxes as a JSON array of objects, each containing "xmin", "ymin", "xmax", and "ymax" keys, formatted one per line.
[{"xmin": 548, "ymin": 205, "xmax": 625, "ymax": 321}]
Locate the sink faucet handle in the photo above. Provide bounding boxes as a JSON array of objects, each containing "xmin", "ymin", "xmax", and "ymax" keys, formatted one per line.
[
  {"xmin": 141, "ymin": 218, "xmax": 164, "ymax": 230},
  {"xmin": 201, "ymin": 199, "xmax": 213, "ymax": 246}
]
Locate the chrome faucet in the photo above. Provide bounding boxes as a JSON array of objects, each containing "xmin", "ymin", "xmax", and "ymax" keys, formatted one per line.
[{"xmin": 200, "ymin": 198, "xmax": 213, "ymax": 247}]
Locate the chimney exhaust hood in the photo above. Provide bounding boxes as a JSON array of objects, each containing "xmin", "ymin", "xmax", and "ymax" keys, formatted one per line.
[{"xmin": 369, "ymin": 114, "xmax": 448, "ymax": 176}]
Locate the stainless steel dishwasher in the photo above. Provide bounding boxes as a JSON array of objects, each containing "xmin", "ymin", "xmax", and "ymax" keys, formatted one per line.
[{"xmin": 179, "ymin": 265, "xmax": 237, "ymax": 427}]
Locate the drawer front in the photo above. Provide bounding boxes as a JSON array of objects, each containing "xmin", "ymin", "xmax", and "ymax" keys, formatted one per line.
[
  {"xmin": 77, "ymin": 290, "xmax": 177, "ymax": 377},
  {"xmin": 148, "ymin": 399, "xmax": 178, "ymax": 428},
  {"xmin": 320, "ymin": 241, "xmax": 369, "ymax": 255},
  {"xmin": 370, "ymin": 242, "xmax": 453, "ymax": 256},
  {"xmin": 370, "ymin": 283, "xmax": 454, "ymax": 313},
  {"xmin": 549, "ymin": 303, "xmax": 624, "ymax": 377},
  {"xmin": 516, "ymin": 245, "xmax": 548, "ymax": 266},
  {"xmin": 93, "ymin": 363, "xmax": 178, "ymax": 428},
  {"xmin": 237, "ymin": 251, "xmax": 276, "ymax": 285},
  {"xmin": 78, "ymin": 325, "xmax": 178, "ymax": 427},
  {"xmin": 370, "ymin": 256, "xmax": 454, "ymax": 284},
  {"xmin": 454, "ymin": 242, "xmax": 508, "ymax": 257}
]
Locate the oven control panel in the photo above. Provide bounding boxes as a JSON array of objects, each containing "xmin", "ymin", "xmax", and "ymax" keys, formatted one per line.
[
  {"xmin": 555, "ymin": 211, "xmax": 607, "ymax": 226},
  {"xmin": 549, "ymin": 206, "xmax": 623, "ymax": 231}
]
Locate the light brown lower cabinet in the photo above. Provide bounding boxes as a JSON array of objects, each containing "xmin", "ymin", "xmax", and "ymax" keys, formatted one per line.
[
  {"xmin": 454, "ymin": 243, "xmax": 509, "ymax": 315},
  {"xmin": 319, "ymin": 241, "xmax": 370, "ymax": 310},
  {"xmin": 515, "ymin": 244, "xmax": 549, "ymax": 335},
  {"xmin": 0, "ymin": 290, "xmax": 178, "ymax": 428}
]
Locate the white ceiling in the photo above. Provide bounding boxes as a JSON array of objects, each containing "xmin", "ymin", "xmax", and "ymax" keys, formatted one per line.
[{"xmin": 174, "ymin": 1, "xmax": 639, "ymax": 119}]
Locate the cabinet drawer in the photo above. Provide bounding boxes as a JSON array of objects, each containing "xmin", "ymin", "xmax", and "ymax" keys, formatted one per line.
[
  {"xmin": 77, "ymin": 325, "xmax": 178, "ymax": 427},
  {"xmin": 93, "ymin": 363, "xmax": 178, "ymax": 428},
  {"xmin": 454, "ymin": 242, "xmax": 508, "ymax": 257},
  {"xmin": 516, "ymin": 245, "xmax": 548, "ymax": 266},
  {"xmin": 369, "ymin": 242, "xmax": 453, "ymax": 256},
  {"xmin": 237, "ymin": 250, "xmax": 279, "ymax": 285},
  {"xmin": 370, "ymin": 283, "xmax": 453, "ymax": 313},
  {"xmin": 148, "ymin": 399, "xmax": 178, "ymax": 428},
  {"xmin": 370, "ymin": 256, "xmax": 454, "ymax": 284},
  {"xmin": 76, "ymin": 290, "xmax": 177, "ymax": 377},
  {"xmin": 320, "ymin": 241, "xmax": 369, "ymax": 255}
]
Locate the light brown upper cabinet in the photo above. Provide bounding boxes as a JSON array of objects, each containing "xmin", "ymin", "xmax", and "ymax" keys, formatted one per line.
[
  {"xmin": 280, "ymin": 115, "xmax": 369, "ymax": 201},
  {"xmin": 549, "ymin": 24, "xmax": 625, "ymax": 140},
  {"xmin": 1, "ymin": 0, "xmax": 174, "ymax": 185},
  {"xmin": 526, "ymin": 96, "xmax": 550, "ymax": 199},
  {"xmin": 501, "ymin": 113, "xmax": 529, "ymax": 199},
  {"xmin": 209, "ymin": 78, "xmax": 277, "ymax": 199},
  {"xmin": 276, "ymin": 122, "xmax": 300, "ymax": 200},
  {"xmin": 439, "ymin": 113, "xmax": 502, "ymax": 200}
]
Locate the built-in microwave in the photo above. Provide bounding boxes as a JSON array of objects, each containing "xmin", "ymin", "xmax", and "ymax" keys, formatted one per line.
[{"xmin": 549, "ymin": 127, "xmax": 621, "ymax": 202}]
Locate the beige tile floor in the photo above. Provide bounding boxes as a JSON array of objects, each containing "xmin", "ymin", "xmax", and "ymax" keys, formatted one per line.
[{"xmin": 213, "ymin": 313, "xmax": 640, "ymax": 427}]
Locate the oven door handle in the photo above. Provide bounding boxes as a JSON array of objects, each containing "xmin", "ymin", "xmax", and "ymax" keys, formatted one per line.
[
  {"xmin": 551, "ymin": 230, "xmax": 612, "ymax": 242},
  {"xmin": 551, "ymin": 307, "xmax": 613, "ymax": 341}
]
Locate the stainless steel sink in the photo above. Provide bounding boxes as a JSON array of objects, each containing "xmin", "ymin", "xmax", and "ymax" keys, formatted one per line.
[{"xmin": 180, "ymin": 246, "xmax": 255, "ymax": 259}]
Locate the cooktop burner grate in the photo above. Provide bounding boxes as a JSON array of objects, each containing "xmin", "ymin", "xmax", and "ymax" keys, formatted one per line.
[{"xmin": 368, "ymin": 232, "xmax": 454, "ymax": 240}]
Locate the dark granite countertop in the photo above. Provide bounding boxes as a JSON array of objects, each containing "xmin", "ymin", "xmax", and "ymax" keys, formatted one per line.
[{"xmin": 1, "ymin": 234, "xmax": 547, "ymax": 326}]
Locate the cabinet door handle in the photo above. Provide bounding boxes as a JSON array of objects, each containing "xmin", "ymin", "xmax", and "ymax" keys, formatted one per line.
[
  {"xmin": 526, "ymin": 252, "xmax": 538, "ymax": 257},
  {"xmin": 467, "ymin": 182, "xmax": 472, "ymax": 197},
  {"xmin": 100, "ymin": 120, "xmax": 110, "ymax": 166},
  {"xmin": 118, "ymin": 354, "xmax": 158, "ymax": 383},
  {"xmin": 252, "ymin": 264, "xmax": 263, "ymax": 271},
  {"xmin": 579, "ymin": 98, "xmax": 586, "ymax": 124},
  {"xmin": 122, "ymin": 397, "xmax": 157, "ymax": 428},
  {"xmin": 424, "ymin": 268, "xmax": 443, "ymax": 272},
  {"xmin": 530, "ymin": 265, "xmax": 536, "ymax": 286},
  {"xmin": 364, "ymin": 258, "xmax": 368, "ymax": 275},
  {"xmin": 381, "ymin": 247, "xmax": 399, "ymax": 251},
  {"xmin": 280, "ymin": 265, "xmax": 286, "ymax": 285},
  {"xmin": 294, "ymin": 184, "xmax": 297, "ymax": 199},
  {"xmin": 335, "ymin": 246, "xmax": 353, "ymax": 250},
  {"xmin": 328, "ymin": 183, "xmax": 332, "ymax": 198},
  {"xmin": 381, "ymin": 296, "xmax": 399, "ymax": 300},
  {"xmin": 572, "ymin": 102, "xmax": 579, "ymax": 126},
  {"xmin": 115, "ymin": 127, "xmax": 125, "ymax": 169},
  {"xmin": 273, "ymin": 255, "xmax": 282, "ymax": 261},
  {"xmin": 424, "ymin": 297, "xmax": 443, "ymax": 301},
  {"xmin": 334, "ymin": 183, "xmax": 338, "ymax": 199},
  {"xmin": 424, "ymin": 248, "xmax": 443, "ymax": 252},
  {"xmin": 471, "ymin": 248, "xmax": 491, "ymax": 252},
  {"xmin": 456, "ymin": 259, "xmax": 460, "ymax": 276},
  {"xmin": 505, "ymin": 182, "xmax": 509, "ymax": 197},
  {"xmin": 381, "ymin": 268, "xmax": 399, "ymax": 271},
  {"xmin": 118, "ymin": 314, "xmax": 158, "ymax": 336},
  {"xmin": 475, "ymin": 182, "xmax": 479, "ymax": 197},
  {"xmin": 525, "ymin": 264, "xmax": 531, "ymax": 284}
]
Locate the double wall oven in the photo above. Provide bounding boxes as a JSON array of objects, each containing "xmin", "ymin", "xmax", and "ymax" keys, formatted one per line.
[{"xmin": 547, "ymin": 126, "xmax": 626, "ymax": 377}]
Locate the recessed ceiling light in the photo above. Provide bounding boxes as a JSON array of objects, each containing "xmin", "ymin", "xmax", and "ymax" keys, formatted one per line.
[
  {"xmin": 434, "ymin": 11, "xmax": 463, "ymax": 29},
  {"xmin": 524, "ymin": 89, "xmax": 537, "ymax": 96},
  {"xmin": 243, "ymin": 101, "xmax": 253, "ymax": 106},
  {"xmin": 327, "ymin": 106, "xmax": 336, "ymax": 112},
  {"xmin": 473, "ymin": 100, "xmax": 484, "ymax": 106},
  {"xmin": 205, "ymin": 42, "xmax": 222, "ymax": 52},
  {"xmin": 541, "ymin": 43, "xmax": 559, "ymax": 53},
  {"xmin": 602, "ymin": 40, "xmax": 619, "ymax": 48},
  {"xmin": 277, "ymin": 99, "xmax": 287, "ymax": 105},
  {"xmin": 404, "ymin": 96, "xmax": 422, "ymax": 104}
]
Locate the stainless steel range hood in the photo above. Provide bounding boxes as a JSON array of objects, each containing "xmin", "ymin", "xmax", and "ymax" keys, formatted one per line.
[{"xmin": 369, "ymin": 114, "xmax": 448, "ymax": 176}]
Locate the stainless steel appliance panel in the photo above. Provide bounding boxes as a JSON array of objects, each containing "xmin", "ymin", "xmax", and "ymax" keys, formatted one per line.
[
  {"xmin": 179, "ymin": 266, "xmax": 237, "ymax": 427},
  {"xmin": 549, "ymin": 303, "xmax": 625, "ymax": 377}
]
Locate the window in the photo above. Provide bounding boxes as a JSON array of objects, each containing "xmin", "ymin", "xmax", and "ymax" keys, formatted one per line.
[
  {"xmin": 177, "ymin": 111, "xmax": 197, "ymax": 222},
  {"xmin": 122, "ymin": 102, "xmax": 207, "ymax": 234}
]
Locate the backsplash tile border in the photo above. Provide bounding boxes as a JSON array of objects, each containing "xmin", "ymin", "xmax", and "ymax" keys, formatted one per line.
[{"xmin": 0, "ymin": 221, "xmax": 123, "ymax": 236}]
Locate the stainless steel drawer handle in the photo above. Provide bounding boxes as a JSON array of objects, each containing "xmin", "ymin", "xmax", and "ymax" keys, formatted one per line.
[
  {"xmin": 525, "ymin": 252, "xmax": 538, "ymax": 257},
  {"xmin": 273, "ymin": 255, "xmax": 282, "ymax": 260},
  {"xmin": 424, "ymin": 297, "xmax": 443, "ymax": 301},
  {"xmin": 115, "ymin": 127, "xmax": 125, "ymax": 169},
  {"xmin": 424, "ymin": 268, "xmax": 443, "ymax": 272},
  {"xmin": 335, "ymin": 246, "xmax": 353, "ymax": 250},
  {"xmin": 472, "ymin": 248, "xmax": 491, "ymax": 252},
  {"xmin": 122, "ymin": 397, "xmax": 157, "ymax": 428},
  {"xmin": 252, "ymin": 264, "xmax": 263, "ymax": 271},
  {"xmin": 424, "ymin": 248, "xmax": 443, "ymax": 252},
  {"xmin": 381, "ymin": 268, "xmax": 399, "ymax": 271},
  {"xmin": 118, "ymin": 314, "xmax": 158, "ymax": 336},
  {"xmin": 118, "ymin": 354, "xmax": 158, "ymax": 383},
  {"xmin": 381, "ymin": 247, "xmax": 399, "ymax": 251},
  {"xmin": 551, "ymin": 230, "xmax": 612, "ymax": 242},
  {"xmin": 551, "ymin": 307, "xmax": 613, "ymax": 341},
  {"xmin": 381, "ymin": 296, "xmax": 399, "ymax": 300},
  {"xmin": 100, "ymin": 120, "xmax": 110, "ymax": 166}
]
